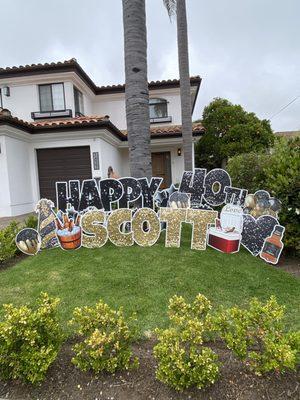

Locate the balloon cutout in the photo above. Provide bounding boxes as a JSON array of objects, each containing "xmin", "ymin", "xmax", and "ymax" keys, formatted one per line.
[{"xmin": 15, "ymin": 170, "xmax": 286, "ymax": 266}]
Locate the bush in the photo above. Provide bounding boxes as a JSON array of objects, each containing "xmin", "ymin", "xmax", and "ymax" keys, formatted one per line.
[
  {"xmin": 264, "ymin": 137, "xmax": 300, "ymax": 253},
  {"xmin": 0, "ymin": 221, "xmax": 19, "ymax": 263},
  {"xmin": 70, "ymin": 300, "xmax": 139, "ymax": 373},
  {"xmin": 0, "ymin": 293, "xmax": 62, "ymax": 384},
  {"xmin": 227, "ymin": 152, "xmax": 269, "ymax": 194},
  {"xmin": 213, "ymin": 296, "xmax": 300, "ymax": 375},
  {"xmin": 227, "ymin": 137, "xmax": 300, "ymax": 254},
  {"xmin": 24, "ymin": 214, "xmax": 38, "ymax": 230},
  {"xmin": 154, "ymin": 294, "xmax": 219, "ymax": 391}
]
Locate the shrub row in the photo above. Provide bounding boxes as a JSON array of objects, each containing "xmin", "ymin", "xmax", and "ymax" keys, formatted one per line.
[
  {"xmin": 0, "ymin": 293, "xmax": 299, "ymax": 389},
  {"xmin": 0, "ymin": 215, "xmax": 38, "ymax": 263},
  {"xmin": 227, "ymin": 136, "xmax": 300, "ymax": 254}
]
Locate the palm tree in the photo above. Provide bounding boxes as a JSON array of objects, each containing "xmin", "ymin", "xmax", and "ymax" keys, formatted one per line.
[
  {"xmin": 163, "ymin": 0, "xmax": 194, "ymax": 171},
  {"xmin": 122, "ymin": 0, "xmax": 152, "ymax": 178}
]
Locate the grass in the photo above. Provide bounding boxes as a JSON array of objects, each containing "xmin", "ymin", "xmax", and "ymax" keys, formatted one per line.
[{"xmin": 0, "ymin": 226, "xmax": 299, "ymax": 335}]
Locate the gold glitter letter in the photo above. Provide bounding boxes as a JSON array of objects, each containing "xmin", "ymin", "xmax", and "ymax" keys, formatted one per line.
[
  {"xmin": 159, "ymin": 207, "xmax": 187, "ymax": 248},
  {"xmin": 186, "ymin": 209, "xmax": 217, "ymax": 250},
  {"xmin": 107, "ymin": 209, "xmax": 133, "ymax": 247},
  {"xmin": 132, "ymin": 208, "xmax": 161, "ymax": 247},
  {"xmin": 81, "ymin": 210, "xmax": 108, "ymax": 248}
]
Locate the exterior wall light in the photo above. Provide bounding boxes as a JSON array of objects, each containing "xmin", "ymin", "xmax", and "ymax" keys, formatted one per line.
[
  {"xmin": 177, "ymin": 148, "xmax": 182, "ymax": 156},
  {"xmin": 3, "ymin": 86, "xmax": 10, "ymax": 97}
]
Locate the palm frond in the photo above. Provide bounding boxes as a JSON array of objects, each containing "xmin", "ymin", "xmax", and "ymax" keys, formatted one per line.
[{"xmin": 163, "ymin": 0, "xmax": 177, "ymax": 19}]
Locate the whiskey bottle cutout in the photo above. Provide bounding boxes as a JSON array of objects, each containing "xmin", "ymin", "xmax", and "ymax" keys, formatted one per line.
[{"xmin": 260, "ymin": 225, "xmax": 284, "ymax": 264}]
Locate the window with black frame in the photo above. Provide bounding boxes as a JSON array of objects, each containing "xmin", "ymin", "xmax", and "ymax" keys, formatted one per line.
[
  {"xmin": 149, "ymin": 98, "xmax": 171, "ymax": 123},
  {"xmin": 74, "ymin": 87, "xmax": 84, "ymax": 116},
  {"xmin": 39, "ymin": 83, "xmax": 65, "ymax": 112}
]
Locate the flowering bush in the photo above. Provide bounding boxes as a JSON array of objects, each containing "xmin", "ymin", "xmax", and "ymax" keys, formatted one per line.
[
  {"xmin": 154, "ymin": 294, "xmax": 219, "ymax": 391},
  {"xmin": 70, "ymin": 300, "xmax": 139, "ymax": 373},
  {"xmin": 0, "ymin": 221, "xmax": 19, "ymax": 263},
  {"xmin": 0, "ymin": 293, "xmax": 62, "ymax": 384},
  {"xmin": 213, "ymin": 296, "xmax": 300, "ymax": 375}
]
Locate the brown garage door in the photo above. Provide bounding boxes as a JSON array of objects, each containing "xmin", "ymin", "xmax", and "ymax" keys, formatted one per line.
[{"xmin": 36, "ymin": 146, "xmax": 92, "ymax": 203}]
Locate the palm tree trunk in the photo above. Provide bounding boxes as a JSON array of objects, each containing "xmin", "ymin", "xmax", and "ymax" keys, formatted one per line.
[
  {"xmin": 176, "ymin": 0, "xmax": 193, "ymax": 171},
  {"xmin": 122, "ymin": 0, "xmax": 152, "ymax": 179}
]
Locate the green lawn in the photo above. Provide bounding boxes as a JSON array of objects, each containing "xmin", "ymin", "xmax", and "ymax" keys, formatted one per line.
[{"xmin": 0, "ymin": 227, "xmax": 299, "ymax": 334}]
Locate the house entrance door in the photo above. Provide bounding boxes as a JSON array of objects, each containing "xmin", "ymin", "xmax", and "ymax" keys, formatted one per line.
[{"xmin": 151, "ymin": 152, "xmax": 171, "ymax": 189}]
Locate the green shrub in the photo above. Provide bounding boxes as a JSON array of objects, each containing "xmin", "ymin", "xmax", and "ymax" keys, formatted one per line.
[
  {"xmin": 69, "ymin": 300, "xmax": 139, "ymax": 373},
  {"xmin": 227, "ymin": 152, "xmax": 269, "ymax": 194},
  {"xmin": 0, "ymin": 292, "xmax": 62, "ymax": 384},
  {"xmin": 227, "ymin": 137, "xmax": 300, "ymax": 254},
  {"xmin": 264, "ymin": 137, "xmax": 300, "ymax": 253},
  {"xmin": 0, "ymin": 221, "xmax": 19, "ymax": 263},
  {"xmin": 24, "ymin": 214, "xmax": 38, "ymax": 230},
  {"xmin": 154, "ymin": 294, "xmax": 219, "ymax": 391},
  {"xmin": 213, "ymin": 296, "xmax": 300, "ymax": 375}
]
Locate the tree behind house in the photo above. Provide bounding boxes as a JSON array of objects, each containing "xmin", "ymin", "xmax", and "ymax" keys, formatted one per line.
[
  {"xmin": 163, "ymin": 0, "xmax": 194, "ymax": 171},
  {"xmin": 122, "ymin": 0, "xmax": 152, "ymax": 178},
  {"xmin": 195, "ymin": 98, "xmax": 274, "ymax": 169}
]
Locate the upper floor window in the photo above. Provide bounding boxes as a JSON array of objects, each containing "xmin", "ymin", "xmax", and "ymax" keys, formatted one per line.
[
  {"xmin": 39, "ymin": 83, "xmax": 65, "ymax": 112},
  {"xmin": 149, "ymin": 98, "xmax": 171, "ymax": 123},
  {"xmin": 74, "ymin": 87, "xmax": 84, "ymax": 116}
]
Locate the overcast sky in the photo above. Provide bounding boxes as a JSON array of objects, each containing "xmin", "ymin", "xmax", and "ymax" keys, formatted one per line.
[{"xmin": 1, "ymin": 0, "xmax": 299, "ymax": 131}]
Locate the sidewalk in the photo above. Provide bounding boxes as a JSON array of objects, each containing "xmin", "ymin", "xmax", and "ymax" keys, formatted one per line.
[{"xmin": 0, "ymin": 213, "xmax": 34, "ymax": 230}]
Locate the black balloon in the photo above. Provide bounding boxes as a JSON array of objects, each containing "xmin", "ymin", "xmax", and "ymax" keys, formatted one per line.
[
  {"xmin": 255, "ymin": 190, "xmax": 270, "ymax": 201},
  {"xmin": 269, "ymin": 198, "xmax": 282, "ymax": 212}
]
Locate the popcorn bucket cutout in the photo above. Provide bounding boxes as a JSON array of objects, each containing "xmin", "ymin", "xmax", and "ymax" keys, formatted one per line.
[{"xmin": 55, "ymin": 214, "xmax": 82, "ymax": 250}]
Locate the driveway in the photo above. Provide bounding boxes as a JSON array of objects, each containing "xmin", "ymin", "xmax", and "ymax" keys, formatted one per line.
[{"xmin": 0, "ymin": 213, "xmax": 34, "ymax": 230}]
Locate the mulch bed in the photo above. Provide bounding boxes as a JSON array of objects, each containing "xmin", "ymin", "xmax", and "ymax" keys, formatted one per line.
[{"xmin": 0, "ymin": 339, "xmax": 299, "ymax": 400}]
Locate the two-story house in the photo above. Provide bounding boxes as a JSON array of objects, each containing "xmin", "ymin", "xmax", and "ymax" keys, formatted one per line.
[{"xmin": 0, "ymin": 59, "xmax": 203, "ymax": 216}]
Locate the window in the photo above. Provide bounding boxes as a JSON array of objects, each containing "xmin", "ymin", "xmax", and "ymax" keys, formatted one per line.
[
  {"xmin": 0, "ymin": 89, "xmax": 2, "ymax": 108},
  {"xmin": 149, "ymin": 98, "xmax": 171, "ymax": 123},
  {"xmin": 39, "ymin": 83, "xmax": 65, "ymax": 112},
  {"xmin": 149, "ymin": 98, "xmax": 168, "ymax": 119},
  {"xmin": 74, "ymin": 87, "xmax": 84, "ymax": 116}
]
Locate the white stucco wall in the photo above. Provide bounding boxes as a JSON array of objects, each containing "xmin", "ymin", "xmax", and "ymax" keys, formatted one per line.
[
  {"xmin": 0, "ymin": 136, "xmax": 12, "ymax": 216},
  {"xmin": 1, "ymin": 84, "xmax": 39, "ymax": 122},
  {"xmin": 5, "ymin": 136, "xmax": 34, "ymax": 215}
]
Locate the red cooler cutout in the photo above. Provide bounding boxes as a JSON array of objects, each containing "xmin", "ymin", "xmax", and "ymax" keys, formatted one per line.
[{"xmin": 208, "ymin": 227, "xmax": 241, "ymax": 254}]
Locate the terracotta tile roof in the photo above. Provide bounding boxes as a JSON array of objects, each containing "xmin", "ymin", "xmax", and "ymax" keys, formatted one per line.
[
  {"xmin": 122, "ymin": 122, "xmax": 204, "ymax": 138},
  {"xmin": 275, "ymin": 130, "xmax": 300, "ymax": 138},
  {"xmin": 0, "ymin": 110, "xmax": 204, "ymax": 140},
  {"xmin": 31, "ymin": 115, "xmax": 110, "ymax": 127},
  {"xmin": 0, "ymin": 58, "xmax": 201, "ymax": 95},
  {"xmin": 150, "ymin": 122, "xmax": 204, "ymax": 137}
]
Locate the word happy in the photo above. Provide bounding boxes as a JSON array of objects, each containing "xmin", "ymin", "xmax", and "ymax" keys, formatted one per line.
[{"xmin": 56, "ymin": 168, "xmax": 248, "ymax": 212}]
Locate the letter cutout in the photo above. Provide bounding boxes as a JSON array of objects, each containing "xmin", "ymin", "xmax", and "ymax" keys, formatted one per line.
[
  {"xmin": 204, "ymin": 169, "xmax": 231, "ymax": 206},
  {"xmin": 107, "ymin": 208, "xmax": 133, "ymax": 246},
  {"xmin": 119, "ymin": 178, "xmax": 142, "ymax": 208},
  {"xmin": 186, "ymin": 209, "xmax": 218, "ymax": 250},
  {"xmin": 81, "ymin": 210, "xmax": 108, "ymax": 248},
  {"xmin": 79, "ymin": 179, "xmax": 103, "ymax": 211},
  {"xmin": 224, "ymin": 186, "xmax": 248, "ymax": 206},
  {"xmin": 56, "ymin": 180, "xmax": 80, "ymax": 212},
  {"xmin": 138, "ymin": 177, "xmax": 163, "ymax": 208},
  {"xmin": 100, "ymin": 178, "xmax": 123, "ymax": 212},
  {"xmin": 159, "ymin": 207, "xmax": 187, "ymax": 248},
  {"xmin": 132, "ymin": 208, "xmax": 161, "ymax": 247},
  {"xmin": 179, "ymin": 169, "xmax": 206, "ymax": 208}
]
